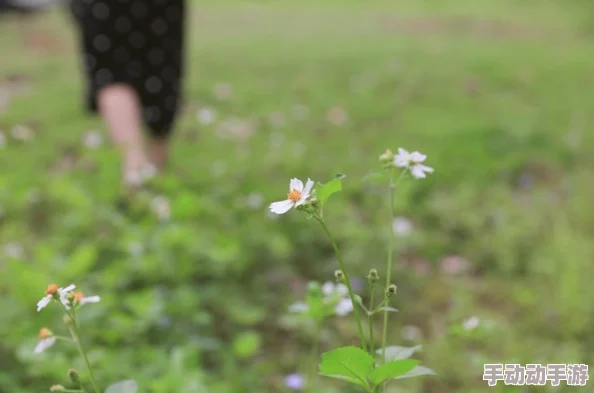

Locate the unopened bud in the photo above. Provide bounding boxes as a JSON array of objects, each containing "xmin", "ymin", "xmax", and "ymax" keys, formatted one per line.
[
  {"xmin": 334, "ymin": 270, "xmax": 344, "ymax": 283},
  {"xmin": 379, "ymin": 148, "xmax": 394, "ymax": 166},
  {"xmin": 66, "ymin": 292, "xmax": 75, "ymax": 302},
  {"xmin": 39, "ymin": 327, "xmax": 53, "ymax": 339},
  {"xmin": 385, "ymin": 284, "xmax": 397, "ymax": 298},
  {"xmin": 68, "ymin": 369, "xmax": 80, "ymax": 384},
  {"xmin": 50, "ymin": 385, "xmax": 66, "ymax": 393},
  {"xmin": 63, "ymin": 315, "xmax": 73, "ymax": 326},
  {"xmin": 367, "ymin": 269, "xmax": 379, "ymax": 285}
]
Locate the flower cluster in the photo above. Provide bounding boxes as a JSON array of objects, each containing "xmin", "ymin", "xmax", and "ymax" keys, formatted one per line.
[{"xmin": 37, "ymin": 283, "xmax": 100, "ymax": 313}]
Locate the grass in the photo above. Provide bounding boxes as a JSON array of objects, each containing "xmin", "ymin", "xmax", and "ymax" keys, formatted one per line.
[{"xmin": 1, "ymin": 1, "xmax": 594, "ymax": 392}]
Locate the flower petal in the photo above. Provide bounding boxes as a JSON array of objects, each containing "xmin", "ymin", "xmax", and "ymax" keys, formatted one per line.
[
  {"xmin": 321, "ymin": 282, "xmax": 334, "ymax": 296},
  {"xmin": 80, "ymin": 296, "xmax": 101, "ymax": 305},
  {"xmin": 409, "ymin": 151, "xmax": 427, "ymax": 163},
  {"xmin": 289, "ymin": 178, "xmax": 304, "ymax": 192},
  {"xmin": 302, "ymin": 178, "xmax": 314, "ymax": 196},
  {"xmin": 410, "ymin": 165, "xmax": 427, "ymax": 179},
  {"xmin": 394, "ymin": 148, "xmax": 410, "ymax": 167},
  {"xmin": 419, "ymin": 164, "xmax": 434, "ymax": 173},
  {"xmin": 335, "ymin": 283, "xmax": 349, "ymax": 297},
  {"xmin": 335, "ymin": 298, "xmax": 354, "ymax": 316},
  {"xmin": 269, "ymin": 200, "xmax": 294, "ymax": 214},
  {"xmin": 60, "ymin": 284, "xmax": 76, "ymax": 294},
  {"xmin": 34, "ymin": 337, "xmax": 56, "ymax": 354},
  {"xmin": 36, "ymin": 296, "xmax": 51, "ymax": 312}
]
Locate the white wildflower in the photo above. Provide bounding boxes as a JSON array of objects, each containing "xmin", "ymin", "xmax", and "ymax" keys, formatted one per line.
[
  {"xmin": 392, "ymin": 216, "xmax": 413, "ymax": 237},
  {"xmin": 462, "ymin": 316, "xmax": 480, "ymax": 330},
  {"xmin": 82, "ymin": 130, "xmax": 103, "ymax": 149},
  {"xmin": 74, "ymin": 291, "xmax": 101, "ymax": 306},
  {"xmin": 37, "ymin": 284, "xmax": 75, "ymax": 312},
  {"xmin": 34, "ymin": 328, "xmax": 56, "ymax": 354},
  {"xmin": 394, "ymin": 148, "xmax": 434, "ymax": 179},
  {"xmin": 197, "ymin": 107, "xmax": 216, "ymax": 125},
  {"xmin": 269, "ymin": 178, "xmax": 314, "ymax": 215}
]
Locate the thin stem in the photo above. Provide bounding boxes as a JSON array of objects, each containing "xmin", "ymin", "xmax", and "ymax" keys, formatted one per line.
[
  {"xmin": 380, "ymin": 171, "xmax": 406, "ymax": 365},
  {"xmin": 380, "ymin": 178, "xmax": 396, "ymax": 365},
  {"xmin": 59, "ymin": 303, "xmax": 101, "ymax": 393},
  {"xmin": 70, "ymin": 319, "xmax": 101, "ymax": 393},
  {"xmin": 316, "ymin": 217, "xmax": 367, "ymax": 352},
  {"xmin": 368, "ymin": 287, "xmax": 375, "ymax": 356}
]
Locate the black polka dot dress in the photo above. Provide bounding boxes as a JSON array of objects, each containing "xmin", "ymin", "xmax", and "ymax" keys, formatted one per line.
[{"xmin": 69, "ymin": 0, "xmax": 186, "ymax": 139}]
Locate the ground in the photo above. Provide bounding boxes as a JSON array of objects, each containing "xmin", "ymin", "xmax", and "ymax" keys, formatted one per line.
[{"xmin": 1, "ymin": 1, "xmax": 594, "ymax": 392}]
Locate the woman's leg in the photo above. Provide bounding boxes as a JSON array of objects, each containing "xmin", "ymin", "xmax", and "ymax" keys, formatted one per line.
[{"xmin": 97, "ymin": 84, "xmax": 151, "ymax": 186}]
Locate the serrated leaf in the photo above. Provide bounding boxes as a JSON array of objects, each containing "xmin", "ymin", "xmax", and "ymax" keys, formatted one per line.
[
  {"xmin": 369, "ymin": 359, "xmax": 419, "ymax": 385},
  {"xmin": 378, "ymin": 306, "xmax": 399, "ymax": 313},
  {"xmin": 316, "ymin": 176, "xmax": 344, "ymax": 206},
  {"xmin": 394, "ymin": 365, "xmax": 437, "ymax": 380},
  {"xmin": 376, "ymin": 345, "xmax": 422, "ymax": 361},
  {"xmin": 319, "ymin": 346, "xmax": 374, "ymax": 389},
  {"xmin": 104, "ymin": 380, "xmax": 138, "ymax": 393}
]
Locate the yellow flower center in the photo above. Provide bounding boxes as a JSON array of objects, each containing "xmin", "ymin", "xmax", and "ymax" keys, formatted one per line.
[
  {"xmin": 74, "ymin": 292, "xmax": 85, "ymax": 303},
  {"xmin": 45, "ymin": 284, "xmax": 58, "ymax": 296},
  {"xmin": 287, "ymin": 189, "xmax": 302, "ymax": 203},
  {"xmin": 39, "ymin": 328, "xmax": 51, "ymax": 338}
]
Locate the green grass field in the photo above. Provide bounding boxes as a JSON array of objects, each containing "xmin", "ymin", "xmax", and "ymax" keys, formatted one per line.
[{"xmin": 2, "ymin": 1, "xmax": 594, "ymax": 392}]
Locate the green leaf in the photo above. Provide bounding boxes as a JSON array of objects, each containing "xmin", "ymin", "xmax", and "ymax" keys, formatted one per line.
[
  {"xmin": 394, "ymin": 365, "xmax": 437, "ymax": 380},
  {"xmin": 319, "ymin": 346, "xmax": 374, "ymax": 389},
  {"xmin": 369, "ymin": 360, "xmax": 419, "ymax": 385},
  {"xmin": 104, "ymin": 380, "xmax": 138, "ymax": 393},
  {"xmin": 316, "ymin": 175, "xmax": 345, "ymax": 206},
  {"xmin": 376, "ymin": 345, "xmax": 422, "ymax": 361},
  {"xmin": 232, "ymin": 331, "xmax": 262, "ymax": 359}
]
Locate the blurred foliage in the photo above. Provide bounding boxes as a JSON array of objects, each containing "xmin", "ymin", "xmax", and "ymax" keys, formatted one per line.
[{"xmin": 2, "ymin": 0, "xmax": 594, "ymax": 392}]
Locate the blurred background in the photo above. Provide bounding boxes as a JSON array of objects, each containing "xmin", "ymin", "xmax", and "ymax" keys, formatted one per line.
[{"xmin": 1, "ymin": 0, "xmax": 594, "ymax": 392}]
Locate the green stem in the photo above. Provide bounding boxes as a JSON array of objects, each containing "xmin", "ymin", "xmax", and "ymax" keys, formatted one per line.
[
  {"xmin": 368, "ymin": 287, "xmax": 375, "ymax": 356},
  {"xmin": 316, "ymin": 217, "xmax": 367, "ymax": 352},
  {"xmin": 60, "ymin": 304, "xmax": 101, "ymax": 393},
  {"xmin": 380, "ymin": 178, "xmax": 396, "ymax": 365}
]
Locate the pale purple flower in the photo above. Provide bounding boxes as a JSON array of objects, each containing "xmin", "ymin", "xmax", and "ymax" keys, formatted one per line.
[
  {"xmin": 394, "ymin": 148, "xmax": 434, "ymax": 179},
  {"xmin": 284, "ymin": 373, "xmax": 305, "ymax": 391}
]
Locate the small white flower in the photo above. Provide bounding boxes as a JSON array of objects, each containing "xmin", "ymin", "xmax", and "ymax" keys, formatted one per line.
[
  {"xmin": 151, "ymin": 196, "xmax": 171, "ymax": 221},
  {"xmin": 288, "ymin": 301, "xmax": 309, "ymax": 314},
  {"xmin": 34, "ymin": 337, "xmax": 56, "ymax": 354},
  {"xmin": 196, "ymin": 107, "xmax": 216, "ymax": 125},
  {"xmin": 269, "ymin": 178, "xmax": 314, "ymax": 215},
  {"xmin": 322, "ymin": 282, "xmax": 348, "ymax": 297},
  {"xmin": 82, "ymin": 130, "xmax": 103, "ymax": 149},
  {"xmin": 462, "ymin": 316, "xmax": 480, "ymax": 330},
  {"xmin": 392, "ymin": 217, "xmax": 413, "ymax": 237},
  {"xmin": 74, "ymin": 291, "xmax": 101, "ymax": 306},
  {"xmin": 10, "ymin": 124, "xmax": 34, "ymax": 142},
  {"xmin": 334, "ymin": 297, "xmax": 354, "ymax": 316},
  {"xmin": 37, "ymin": 284, "xmax": 76, "ymax": 312},
  {"xmin": 394, "ymin": 148, "xmax": 434, "ymax": 179}
]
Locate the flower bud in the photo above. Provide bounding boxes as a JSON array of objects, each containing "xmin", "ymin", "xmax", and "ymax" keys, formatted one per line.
[
  {"xmin": 66, "ymin": 292, "xmax": 75, "ymax": 303},
  {"xmin": 68, "ymin": 369, "xmax": 80, "ymax": 385},
  {"xmin": 379, "ymin": 148, "xmax": 394, "ymax": 166},
  {"xmin": 63, "ymin": 315, "xmax": 73, "ymax": 326},
  {"xmin": 334, "ymin": 270, "xmax": 344, "ymax": 283},
  {"xmin": 385, "ymin": 284, "xmax": 397, "ymax": 298},
  {"xmin": 367, "ymin": 269, "xmax": 379, "ymax": 285},
  {"xmin": 50, "ymin": 385, "xmax": 66, "ymax": 393}
]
